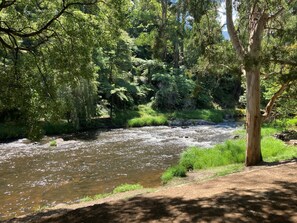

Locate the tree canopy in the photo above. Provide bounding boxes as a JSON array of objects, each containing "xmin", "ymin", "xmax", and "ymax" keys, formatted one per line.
[{"xmin": 0, "ymin": 0, "xmax": 296, "ymax": 161}]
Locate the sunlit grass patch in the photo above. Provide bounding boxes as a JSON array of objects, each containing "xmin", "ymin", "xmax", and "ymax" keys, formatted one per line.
[
  {"xmin": 161, "ymin": 165, "xmax": 187, "ymax": 183},
  {"xmin": 112, "ymin": 183, "xmax": 143, "ymax": 193},
  {"xmin": 128, "ymin": 115, "xmax": 167, "ymax": 127},
  {"xmin": 262, "ymin": 137, "xmax": 297, "ymax": 162},
  {"xmin": 79, "ymin": 183, "xmax": 143, "ymax": 203},
  {"xmin": 162, "ymin": 124, "xmax": 297, "ymax": 184}
]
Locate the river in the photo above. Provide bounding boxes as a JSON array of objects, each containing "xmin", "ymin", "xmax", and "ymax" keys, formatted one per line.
[{"xmin": 0, "ymin": 123, "xmax": 239, "ymax": 220}]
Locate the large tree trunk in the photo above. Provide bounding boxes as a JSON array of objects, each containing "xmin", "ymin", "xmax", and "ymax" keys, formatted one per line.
[{"xmin": 245, "ymin": 68, "xmax": 262, "ymax": 166}]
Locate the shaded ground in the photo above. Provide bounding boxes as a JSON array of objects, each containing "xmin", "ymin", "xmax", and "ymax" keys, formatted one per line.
[{"xmin": 4, "ymin": 159, "xmax": 297, "ymax": 223}]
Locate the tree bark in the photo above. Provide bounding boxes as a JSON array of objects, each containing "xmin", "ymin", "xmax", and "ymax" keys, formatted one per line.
[
  {"xmin": 226, "ymin": 0, "xmax": 265, "ymax": 166},
  {"xmin": 245, "ymin": 68, "xmax": 262, "ymax": 166}
]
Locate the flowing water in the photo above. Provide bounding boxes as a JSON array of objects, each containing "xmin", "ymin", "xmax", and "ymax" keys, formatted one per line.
[{"xmin": 0, "ymin": 123, "xmax": 240, "ymax": 220}]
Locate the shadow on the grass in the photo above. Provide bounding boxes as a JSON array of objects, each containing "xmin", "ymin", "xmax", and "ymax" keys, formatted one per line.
[{"xmin": 4, "ymin": 179, "xmax": 297, "ymax": 223}]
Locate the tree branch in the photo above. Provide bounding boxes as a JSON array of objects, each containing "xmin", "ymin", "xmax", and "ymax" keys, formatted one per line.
[
  {"xmin": 0, "ymin": 0, "xmax": 99, "ymax": 38},
  {"xmin": 271, "ymin": 59, "xmax": 297, "ymax": 67},
  {"xmin": 0, "ymin": 0, "xmax": 16, "ymax": 11},
  {"xmin": 225, "ymin": 0, "xmax": 245, "ymax": 60},
  {"xmin": 262, "ymin": 82, "xmax": 291, "ymax": 120},
  {"xmin": 268, "ymin": 0, "xmax": 294, "ymax": 20}
]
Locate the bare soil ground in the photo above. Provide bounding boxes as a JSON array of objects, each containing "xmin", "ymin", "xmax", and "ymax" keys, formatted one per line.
[{"xmin": 4, "ymin": 159, "xmax": 297, "ymax": 223}]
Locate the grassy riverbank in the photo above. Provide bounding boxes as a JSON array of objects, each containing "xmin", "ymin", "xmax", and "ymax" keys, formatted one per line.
[
  {"xmin": 161, "ymin": 123, "xmax": 297, "ymax": 183},
  {"xmin": 113, "ymin": 105, "xmax": 235, "ymax": 127},
  {"xmin": 0, "ymin": 104, "xmax": 241, "ymax": 141},
  {"xmin": 79, "ymin": 183, "xmax": 144, "ymax": 203}
]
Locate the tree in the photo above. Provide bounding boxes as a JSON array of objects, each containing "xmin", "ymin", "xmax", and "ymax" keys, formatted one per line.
[
  {"xmin": 0, "ymin": 0, "xmax": 98, "ymax": 51},
  {"xmin": 226, "ymin": 0, "xmax": 297, "ymax": 166}
]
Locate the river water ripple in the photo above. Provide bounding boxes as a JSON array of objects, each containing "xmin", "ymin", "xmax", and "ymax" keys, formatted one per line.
[{"xmin": 0, "ymin": 123, "xmax": 240, "ymax": 220}]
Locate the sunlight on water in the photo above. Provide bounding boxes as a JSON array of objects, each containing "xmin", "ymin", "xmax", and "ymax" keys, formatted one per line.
[{"xmin": 0, "ymin": 123, "xmax": 240, "ymax": 220}]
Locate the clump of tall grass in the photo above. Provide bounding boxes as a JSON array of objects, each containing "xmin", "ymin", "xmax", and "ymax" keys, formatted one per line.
[
  {"xmin": 161, "ymin": 165, "xmax": 187, "ymax": 183},
  {"xmin": 179, "ymin": 140, "xmax": 246, "ymax": 172},
  {"xmin": 161, "ymin": 128, "xmax": 297, "ymax": 183}
]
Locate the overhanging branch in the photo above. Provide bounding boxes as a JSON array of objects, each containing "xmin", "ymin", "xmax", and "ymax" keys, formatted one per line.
[
  {"xmin": 0, "ymin": 0, "xmax": 99, "ymax": 38},
  {"xmin": 262, "ymin": 81, "xmax": 291, "ymax": 120},
  {"xmin": 271, "ymin": 59, "xmax": 297, "ymax": 67}
]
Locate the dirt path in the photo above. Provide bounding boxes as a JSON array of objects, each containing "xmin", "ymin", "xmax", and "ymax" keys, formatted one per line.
[{"xmin": 4, "ymin": 159, "xmax": 297, "ymax": 223}]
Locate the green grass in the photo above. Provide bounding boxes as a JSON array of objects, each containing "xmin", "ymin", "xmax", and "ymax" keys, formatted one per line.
[
  {"xmin": 214, "ymin": 164, "xmax": 244, "ymax": 177},
  {"xmin": 114, "ymin": 104, "xmax": 230, "ymax": 128},
  {"xmin": 234, "ymin": 125, "xmax": 284, "ymax": 137},
  {"xmin": 161, "ymin": 165, "xmax": 187, "ymax": 183},
  {"xmin": 162, "ymin": 125, "xmax": 297, "ymax": 183},
  {"xmin": 80, "ymin": 183, "xmax": 143, "ymax": 202},
  {"xmin": 178, "ymin": 140, "xmax": 246, "ymax": 172},
  {"xmin": 128, "ymin": 115, "xmax": 167, "ymax": 127},
  {"xmin": 80, "ymin": 196, "xmax": 94, "ymax": 202},
  {"xmin": 112, "ymin": 183, "xmax": 143, "ymax": 193},
  {"xmin": 286, "ymin": 117, "xmax": 297, "ymax": 127},
  {"xmin": 262, "ymin": 137, "xmax": 297, "ymax": 162}
]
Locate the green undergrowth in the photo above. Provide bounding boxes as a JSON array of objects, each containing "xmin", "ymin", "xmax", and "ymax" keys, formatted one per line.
[
  {"xmin": 0, "ymin": 104, "xmax": 239, "ymax": 141},
  {"xmin": 168, "ymin": 109, "xmax": 225, "ymax": 123},
  {"xmin": 268, "ymin": 117, "xmax": 297, "ymax": 128},
  {"xmin": 162, "ymin": 126, "xmax": 297, "ymax": 183},
  {"xmin": 80, "ymin": 183, "xmax": 143, "ymax": 202},
  {"xmin": 0, "ymin": 123, "xmax": 27, "ymax": 141},
  {"xmin": 116, "ymin": 104, "xmax": 235, "ymax": 128}
]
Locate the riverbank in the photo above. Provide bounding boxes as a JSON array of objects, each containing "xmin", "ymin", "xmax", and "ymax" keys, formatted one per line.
[
  {"xmin": 0, "ymin": 106, "xmax": 243, "ymax": 142},
  {"xmin": 161, "ymin": 124, "xmax": 297, "ymax": 183},
  {"xmin": 5, "ymin": 159, "xmax": 297, "ymax": 223}
]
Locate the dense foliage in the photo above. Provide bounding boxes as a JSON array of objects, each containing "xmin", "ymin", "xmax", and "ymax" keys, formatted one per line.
[{"xmin": 0, "ymin": 0, "xmax": 296, "ymax": 140}]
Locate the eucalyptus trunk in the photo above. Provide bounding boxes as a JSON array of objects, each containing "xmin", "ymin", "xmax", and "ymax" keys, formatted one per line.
[
  {"xmin": 226, "ymin": 0, "xmax": 267, "ymax": 166},
  {"xmin": 245, "ymin": 68, "xmax": 262, "ymax": 165}
]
